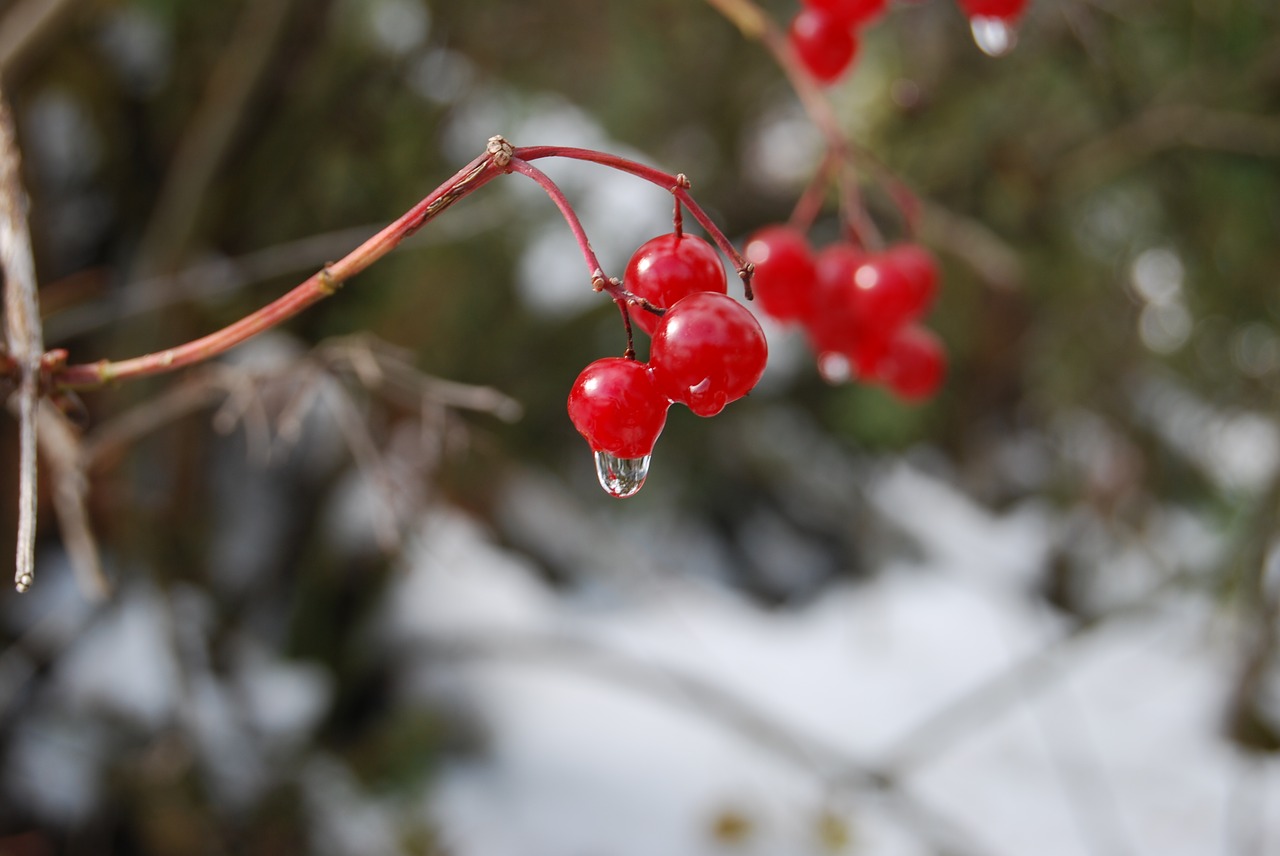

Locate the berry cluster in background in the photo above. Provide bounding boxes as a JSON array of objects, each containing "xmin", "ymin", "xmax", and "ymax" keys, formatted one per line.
[
  {"xmin": 789, "ymin": 0, "xmax": 1031, "ymax": 82},
  {"xmin": 746, "ymin": 226, "xmax": 945, "ymax": 401}
]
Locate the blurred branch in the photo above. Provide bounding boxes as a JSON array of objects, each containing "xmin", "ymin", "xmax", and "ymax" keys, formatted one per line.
[
  {"xmin": 1057, "ymin": 104, "xmax": 1280, "ymax": 194},
  {"xmin": 131, "ymin": 0, "xmax": 295, "ymax": 278},
  {"xmin": 0, "ymin": 0, "xmax": 81, "ymax": 81},
  {"xmin": 1, "ymin": 87, "xmax": 42, "ymax": 594},
  {"xmin": 876, "ymin": 571, "xmax": 1193, "ymax": 778},
  {"xmin": 316, "ymin": 334, "xmax": 522, "ymax": 424},
  {"xmin": 37, "ymin": 401, "xmax": 109, "ymax": 599},
  {"xmin": 428, "ymin": 631, "xmax": 996, "ymax": 856},
  {"xmin": 919, "ymin": 200, "xmax": 1025, "ymax": 291},
  {"xmin": 43, "ymin": 194, "xmax": 508, "ymax": 343}
]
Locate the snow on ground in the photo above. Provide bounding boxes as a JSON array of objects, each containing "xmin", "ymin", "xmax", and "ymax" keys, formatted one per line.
[{"xmin": 380, "ymin": 463, "xmax": 1280, "ymax": 856}]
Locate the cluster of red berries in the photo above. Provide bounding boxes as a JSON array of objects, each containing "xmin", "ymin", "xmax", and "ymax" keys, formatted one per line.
[
  {"xmin": 790, "ymin": 0, "xmax": 1031, "ymax": 82},
  {"xmin": 745, "ymin": 225, "xmax": 945, "ymax": 401},
  {"xmin": 567, "ymin": 234, "xmax": 767, "ymax": 497}
]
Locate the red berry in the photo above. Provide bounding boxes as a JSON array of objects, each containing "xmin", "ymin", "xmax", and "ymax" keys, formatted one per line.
[
  {"xmin": 882, "ymin": 243, "xmax": 939, "ymax": 321},
  {"xmin": 623, "ymin": 233, "xmax": 727, "ymax": 336},
  {"xmin": 805, "ymin": 242, "xmax": 866, "ymax": 354},
  {"xmin": 956, "ymin": 0, "xmax": 1028, "ymax": 20},
  {"xmin": 789, "ymin": 9, "xmax": 859, "ymax": 84},
  {"xmin": 848, "ymin": 254, "xmax": 917, "ymax": 334},
  {"xmin": 802, "ymin": 0, "xmax": 888, "ymax": 28},
  {"xmin": 744, "ymin": 225, "xmax": 818, "ymax": 323},
  {"xmin": 650, "ymin": 292, "xmax": 768, "ymax": 417},
  {"xmin": 567, "ymin": 357, "xmax": 670, "ymax": 458},
  {"xmin": 877, "ymin": 325, "xmax": 946, "ymax": 401}
]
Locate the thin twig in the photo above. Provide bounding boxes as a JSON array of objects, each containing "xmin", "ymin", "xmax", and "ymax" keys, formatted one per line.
[
  {"xmin": 37, "ymin": 402, "xmax": 110, "ymax": 599},
  {"xmin": 1, "ymin": 88, "xmax": 43, "ymax": 593}
]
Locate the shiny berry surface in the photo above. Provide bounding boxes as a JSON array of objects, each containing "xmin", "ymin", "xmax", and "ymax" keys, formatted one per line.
[
  {"xmin": 567, "ymin": 357, "xmax": 670, "ymax": 458},
  {"xmin": 623, "ymin": 233, "xmax": 727, "ymax": 335},
  {"xmin": 744, "ymin": 225, "xmax": 818, "ymax": 323},
  {"xmin": 806, "ymin": 242, "xmax": 866, "ymax": 354},
  {"xmin": 789, "ymin": 9, "xmax": 858, "ymax": 84},
  {"xmin": 849, "ymin": 255, "xmax": 917, "ymax": 334},
  {"xmin": 883, "ymin": 243, "xmax": 940, "ymax": 321},
  {"xmin": 650, "ymin": 292, "xmax": 768, "ymax": 417}
]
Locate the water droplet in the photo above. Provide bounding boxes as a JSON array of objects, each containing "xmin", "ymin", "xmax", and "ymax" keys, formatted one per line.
[
  {"xmin": 970, "ymin": 16, "xmax": 1017, "ymax": 57},
  {"xmin": 593, "ymin": 450, "xmax": 651, "ymax": 498},
  {"xmin": 817, "ymin": 352, "xmax": 850, "ymax": 384}
]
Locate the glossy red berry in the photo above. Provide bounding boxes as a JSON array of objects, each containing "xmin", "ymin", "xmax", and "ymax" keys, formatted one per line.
[
  {"xmin": 805, "ymin": 242, "xmax": 866, "ymax": 354},
  {"xmin": 623, "ymin": 233, "xmax": 727, "ymax": 336},
  {"xmin": 802, "ymin": 0, "xmax": 887, "ymax": 27},
  {"xmin": 957, "ymin": 0, "xmax": 1028, "ymax": 20},
  {"xmin": 877, "ymin": 325, "xmax": 946, "ymax": 401},
  {"xmin": 882, "ymin": 243, "xmax": 939, "ymax": 321},
  {"xmin": 567, "ymin": 357, "xmax": 670, "ymax": 458},
  {"xmin": 848, "ymin": 254, "xmax": 918, "ymax": 334},
  {"xmin": 650, "ymin": 292, "xmax": 768, "ymax": 417},
  {"xmin": 789, "ymin": 9, "xmax": 859, "ymax": 84},
  {"xmin": 744, "ymin": 225, "xmax": 818, "ymax": 323}
]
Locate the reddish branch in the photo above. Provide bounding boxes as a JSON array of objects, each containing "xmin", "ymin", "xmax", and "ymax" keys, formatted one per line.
[
  {"xmin": 52, "ymin": 139, "xmax": 511, "ymax": 390},
  {"xmin": 21, "ymin": 137, "xmax": 746, "ymax": 395}
]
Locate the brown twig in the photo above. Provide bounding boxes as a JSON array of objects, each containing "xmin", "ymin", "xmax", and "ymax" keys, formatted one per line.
[
  {"xmin": 1056, "ymin": 103, "xmax": 1280, "ymax": 196},
  {"xmin": 36, "ymin": 402, "xmax": 109, "ymax": 599},
  {"xmin": 1, "ymin": 88, "xmax": 43, "ymax": 593}
]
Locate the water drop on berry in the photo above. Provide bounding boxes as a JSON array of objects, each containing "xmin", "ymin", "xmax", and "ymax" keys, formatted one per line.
[
  {"xmin": 970, "ymin": 16, "xmax": 1017, "ymax": 56},
  {"xmin": 593, "ymin": 450, "xmax": 651, "ymax": 498}
]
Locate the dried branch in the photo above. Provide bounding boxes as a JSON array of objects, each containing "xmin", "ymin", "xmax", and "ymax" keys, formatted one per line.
[
  {"xmin": 37, "ymin": 402, "xmax": 109, "ymax": 599},
  {"xmin": 1056, "ymin": 103, "xmax": 1280, "ymax": 195},
  {"xmin": 1, "ymin": 88, "xmax": 42, "ymax": 593}
]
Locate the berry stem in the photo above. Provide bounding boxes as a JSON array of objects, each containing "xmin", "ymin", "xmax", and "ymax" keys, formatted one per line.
[
  {"xmin": 701, "ymin": 0, "xmax": 918, "ymax": 244},
  {"xmin": 514, "ymin": 145, "xmax": 754, "ymax": 296},
  {"xmin": 47, "ymin": 138, "xmax": 744, "ymax": 393},
  {"xmin": 507, "ymin": 156, "xmax": 613, "ymax": 291},
  {"xmin": 789, "ymin": 150, "xmax": 839, "ymax": 234}
]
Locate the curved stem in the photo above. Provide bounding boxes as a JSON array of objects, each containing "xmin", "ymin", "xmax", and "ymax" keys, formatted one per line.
[
  {"xmin": 508, "ymin": 157, "xmax": 609, "ymax": 285},
  {"xmin": 509, "ymin": 156, "xmax": 644, "ymax": 356},
  {"xmin": 515, "ymin": 145, "xmax": 754, "ymax": 294}
]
